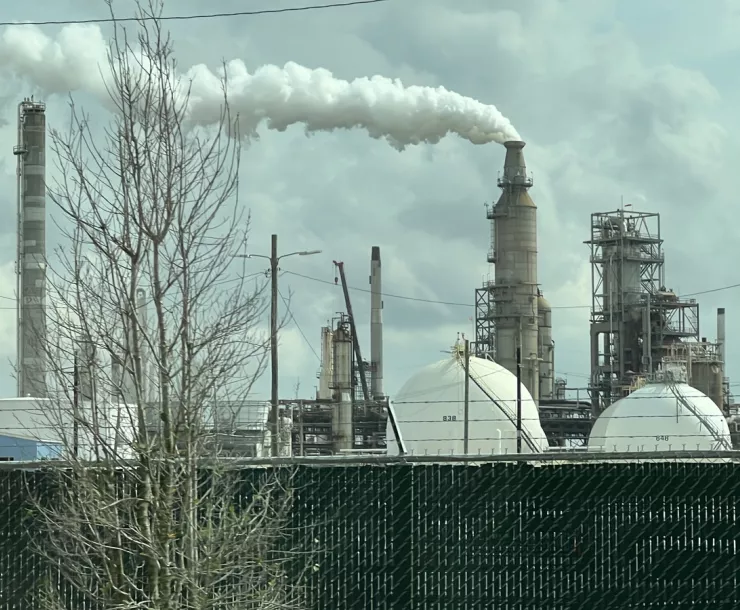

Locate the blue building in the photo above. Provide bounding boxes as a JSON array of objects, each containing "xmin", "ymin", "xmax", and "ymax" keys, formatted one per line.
[{"xmin": 0, "ymin": 434, "xmax": 62, "ymax": 461}]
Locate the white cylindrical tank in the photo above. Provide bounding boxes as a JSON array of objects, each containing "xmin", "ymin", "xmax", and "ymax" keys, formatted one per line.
[
  {"xmin": 386, "ymin": 352, "xmax": 549, "ymax": 455},
  {"xmin": 537, "ymin": 294, "xmax": 554, "ymax": 400},
  {"xmin": 331, "ymin": 324, "xmax": 353, "ymax": 453},
  {"xmin": 317, "ymin": 326, "xmax": 334, "ymax": 400},
  {"xmin": 278, "ymin": 415, "xmax": 293, "ymax": 457},
  {"xmin": 588, "ymin": 382, "xmax": 732, "ymax": 452}
]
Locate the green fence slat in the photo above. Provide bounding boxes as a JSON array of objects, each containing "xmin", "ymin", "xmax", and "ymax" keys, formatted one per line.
[{"xmin": 1, "ymin": 461, "xmax": 739, "ymax": 609}]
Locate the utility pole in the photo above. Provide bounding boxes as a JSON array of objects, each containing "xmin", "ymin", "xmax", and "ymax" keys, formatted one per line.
[
  {"xmin": 463, "ymin": 339, "xmax": 470, "ymax": 455},
  {"xmin": 516, "ymin": 347, "xmax": 522, "ymax": 454},
  {"xmin": 238, "ymin": 235, "xmax": 321, "ymax": 457},
  {"xmin": 270, "ymin": 234, "xmax": 279, "ymax": 458}
]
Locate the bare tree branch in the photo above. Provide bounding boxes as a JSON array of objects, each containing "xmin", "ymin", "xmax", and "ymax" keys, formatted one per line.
[{"xmin": 21, "ymin": 1, "xmax": 311, "ymax": 608}]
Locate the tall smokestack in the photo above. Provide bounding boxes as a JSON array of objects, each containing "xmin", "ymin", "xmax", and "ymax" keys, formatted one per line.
[
  {"xmin": 718, "ymin": 307, "xmax": 726, "ymax": 368},
  {"xmin": 14, "ymin": 98, "xmax": 47, "ymax": 398},
  {"xmin": 489, "ymin": 141, "xmax": 539, "ymax": 402},
  {"xmin": 370, "ymin": 246, "xmax": 384, "ymax": 399}
]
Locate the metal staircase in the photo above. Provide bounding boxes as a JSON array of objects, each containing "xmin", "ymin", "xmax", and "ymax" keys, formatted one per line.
[{"xmin": 666, "ymin": 381, "xmax": 732, "ymax": 451}]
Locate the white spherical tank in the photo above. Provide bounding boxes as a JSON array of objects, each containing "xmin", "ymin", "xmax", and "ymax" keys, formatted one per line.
[
  {"xmin": 588, "ymin": 382, "xmax": 732, "ymax": 452},
  {"xmin": 387, "ymin": 352, "xmax": 549, "ymax": 456}
]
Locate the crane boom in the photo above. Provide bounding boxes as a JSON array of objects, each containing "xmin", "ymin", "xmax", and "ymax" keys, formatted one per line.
[{"xmin": 333, "ymin": 260, "xmax": 371, "ymax": 402}]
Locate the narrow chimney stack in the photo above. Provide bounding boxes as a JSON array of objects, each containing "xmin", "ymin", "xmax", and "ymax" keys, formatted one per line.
[{"xmin": 370, "ymin": 246, "xmax": 384, "ymax": 399}]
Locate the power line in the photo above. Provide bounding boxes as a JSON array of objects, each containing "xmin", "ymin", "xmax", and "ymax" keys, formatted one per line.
[
  {"xmin": 284, "ymin": 270, "xmax": 740, "ymax": 311},
  {"xmin": 0, "ymin": 270, "xmax": 734, "ymax": 314},
  {"xmin": 283, "ymin": 270, "xmax": 473, "ymax": 307},
  {"xmin": 682, "ymin": 282, "xmax": 740, "ymax": 298},
  {"xmin": 0, "ymin": 0, "xmax": 390, "ymax": 27},
  {"xmin": 278, "ymin": 288, "xmax": 320, "ymax": 361}
]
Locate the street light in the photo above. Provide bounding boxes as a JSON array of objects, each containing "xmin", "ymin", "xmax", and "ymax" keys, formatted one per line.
[{"xmin": 237, "ymin": 234, "xmax": 322, "ymax": 457}]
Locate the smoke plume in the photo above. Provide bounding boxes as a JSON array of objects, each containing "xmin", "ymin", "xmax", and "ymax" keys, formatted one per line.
[{"xmin": 0, "ymin": 23, "xmax": 520, "ymax": 149}]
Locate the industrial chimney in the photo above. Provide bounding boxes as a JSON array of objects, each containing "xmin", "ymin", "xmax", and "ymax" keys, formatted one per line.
[
  {"xmin": 369, "ymin": 246, "xmax": 384, "ymax": 399},
  {"xmin": 489, "ymin": 141, "xmax": 539, "ymax": 402},
  {"xmin": 717, "ymin": 307, "xmax": 726, "ymax": 369},
  {"xmin": 14, "ymin": 98, "xmax": 48, "ymax": 398}
]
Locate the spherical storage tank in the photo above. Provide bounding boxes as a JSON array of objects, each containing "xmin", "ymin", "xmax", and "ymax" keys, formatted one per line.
[
  {"xmin": 588, "ymin": 382, "xmax": 732, "ymax": 452},
  {"xmin": 386, "ymin": 349, "xmax": 549, "ymax": 455}
]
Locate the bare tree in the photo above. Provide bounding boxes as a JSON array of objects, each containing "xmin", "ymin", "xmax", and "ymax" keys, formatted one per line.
[{"xmin": 21, "ymin": 1, "xmax": 310, "ymax": 608}]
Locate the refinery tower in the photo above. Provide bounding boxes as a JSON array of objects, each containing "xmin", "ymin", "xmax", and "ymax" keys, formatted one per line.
[
  {"xmin": 474, "ymin": 141, "xmax": 554, "ymax": 403},
  {"xmin": 585, "ymin": 209, "xmax": 727, "ymax": 413},
  {"xmin": 13, "ymin": 98, "xmax": 47, "ymax": 398}
]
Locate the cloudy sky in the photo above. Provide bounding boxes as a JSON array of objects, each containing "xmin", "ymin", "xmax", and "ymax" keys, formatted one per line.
[{"xmin": 0, "ymin": 0, "xmax": 736, "ymax": 403}]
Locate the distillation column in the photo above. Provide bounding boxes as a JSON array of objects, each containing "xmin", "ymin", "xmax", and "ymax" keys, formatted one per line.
[
  {"xmin": 490, "ymin": 141, "xmax": 539, "ymax": 401},
  {"xmin": 317, "ymin": 326, "xmax": 334, "ymax": 400},
  {"xmin": 14, "ymin": 99, "xmax": 47, "ymax": 398},
  {"xmin": 331, "ymin": 320, "xmax": 354, "ymax": 453},
  {"xmin": 537, "ymin": 292, "xmax": 554, "ymax": 400}
]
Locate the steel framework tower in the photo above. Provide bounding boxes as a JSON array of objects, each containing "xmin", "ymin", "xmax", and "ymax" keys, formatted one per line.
[
  {"xmin": 13, "ymin": 98, "xmax": 47, "ymax": 398},
  {"xmin": 586, "ymin": 209, "xmax": 699, "ymax": 411},
  {"xmin": 473, "ymin": 281, "xmax": 495, "ymax": 361}
]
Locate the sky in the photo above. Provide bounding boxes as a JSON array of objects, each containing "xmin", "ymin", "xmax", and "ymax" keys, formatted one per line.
[{"xmin": 0, "ymin": 0, "xmax": 737, "ymax": 403}]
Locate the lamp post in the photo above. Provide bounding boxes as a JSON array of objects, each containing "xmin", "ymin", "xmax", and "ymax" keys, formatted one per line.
[{"xmin": 238, "ymin": 234, "xmax": 321, "ymax": 456}]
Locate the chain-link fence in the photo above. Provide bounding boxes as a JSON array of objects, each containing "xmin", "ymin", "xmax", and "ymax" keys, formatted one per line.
[{"xmin": 1, "ymin": 454, "xmax": 740, "ymax": 609}]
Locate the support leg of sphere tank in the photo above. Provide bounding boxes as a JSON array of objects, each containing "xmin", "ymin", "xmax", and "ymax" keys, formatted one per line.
[
  {"xmin": 516, "ymin": 347, "xmax": 522, "ymax": 454},
  {"xmin": 386, "ymin": 400, "xmax": 406, "ymax": 455},
  {"xmin": 464, "ymin": 339, "xmax": 470, "ymax": 455}
]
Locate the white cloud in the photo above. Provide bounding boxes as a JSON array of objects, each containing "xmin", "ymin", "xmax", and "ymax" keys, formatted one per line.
[{"xmin": 0, "ymin": 0, "xmax": 736, "ymax": 404}]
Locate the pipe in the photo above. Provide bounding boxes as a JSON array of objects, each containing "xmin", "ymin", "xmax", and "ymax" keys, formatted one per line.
[
  {"xmin": 369, "ymin": 246, "xmax": 384, "ymax": 398},
  {"xmin": 718, "ymin": 307, "xmax": 726, "ymax": 368},
  {"xmin": 516, "ymin": 346, "xmax": 522, "ymax": 454}
]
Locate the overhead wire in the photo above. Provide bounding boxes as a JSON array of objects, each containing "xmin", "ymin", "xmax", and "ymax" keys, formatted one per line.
[
  {"xmin": 278, "ymin": 288, "xmax": 320, "ymax": 361},
  {"xmin": 0, "ymin": 0, "xmax": 390, "ymax": 27},
  {"xmin": 283, "ymin": 270, "xmax": 740, "ymax": 311},
  {"xmin": 283, "ymin": 270, "xmax": 473, "ymax": 307}
]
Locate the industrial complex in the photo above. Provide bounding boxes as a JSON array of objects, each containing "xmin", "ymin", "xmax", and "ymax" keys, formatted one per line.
[{"xmin": 0, "ymin": 96, "xmax": 737, "ymax": 460}]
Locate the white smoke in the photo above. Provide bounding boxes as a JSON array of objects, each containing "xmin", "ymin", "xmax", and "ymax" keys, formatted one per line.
[{"xmin": 0, "ymin": 23, "xmax": 520, "ymax": 149}]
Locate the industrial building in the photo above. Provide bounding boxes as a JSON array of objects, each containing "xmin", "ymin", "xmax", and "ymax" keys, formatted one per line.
[
  {"xmin": 470, "ymin": 141, "xmax": 734, "ymax": 451},
  {"xmin": 586, "ymin": 209, "xmax": 716, "ymax": 411},
  {"xmin": 0, "ymin": 95, "xmax": 280, "ymax": 461},
  {"xmin": 285, "ymin": 251, "xmax": 390, "ymax": 456},
  {"xmin": 1, "ymin": 93, "xmax": 737, "ymax": 459},
  {"xmin": 583, "ymin": 207, "xmax": 734, "ymax": 449}
]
